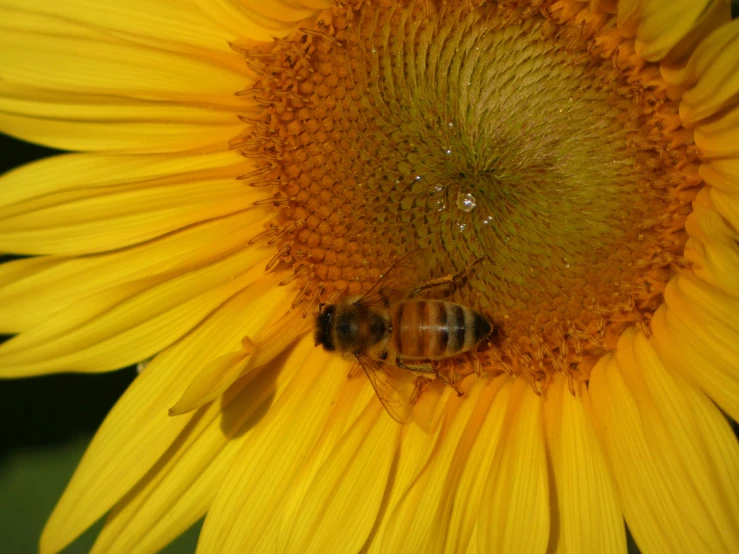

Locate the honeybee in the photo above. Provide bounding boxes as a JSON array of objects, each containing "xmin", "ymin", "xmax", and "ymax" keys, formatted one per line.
[{"xmin": 314, "ymin": 250, "xmax": 493, "ymax": 422}]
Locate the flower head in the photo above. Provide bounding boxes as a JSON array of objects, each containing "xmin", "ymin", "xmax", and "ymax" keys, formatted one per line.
[{"xmin": 1, "ymin": 0, "xmax": 738, "ymax": 553}]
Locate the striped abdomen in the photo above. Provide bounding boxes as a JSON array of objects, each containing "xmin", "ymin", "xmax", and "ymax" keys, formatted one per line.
[{"xmin": 390, "ymin": 300, "xmax": 491, "ymax": 360}]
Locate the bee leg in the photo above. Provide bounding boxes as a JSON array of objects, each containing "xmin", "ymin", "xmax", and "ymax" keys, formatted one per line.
[
  {"xmin": 470, "ymin": 352, "xmax": 483, "ymax": 377},
  {"xmin": 408, "ymin": 275, "xmax": 455, "ymax": 298},
  {"xmin": 395, "ymin": 356, "xmax": 434, "ymax": 374},
  {"xmin": 410, "ymin": 377, "xmax": 431, "ymax": 405},
  {"xmin": 435, "ymin": 370, "xmax": 464, "ymax": 397},
  {"xmin": 408, "ymin": 256, "xmax": 487, "ymax": 298},
  {"xmin": 396, "ymin": 357, "xmax": 464, "ymax": 397}
]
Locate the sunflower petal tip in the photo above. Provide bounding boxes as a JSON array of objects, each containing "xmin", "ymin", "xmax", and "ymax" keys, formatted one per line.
[
  {"xmin": 241, "ymin": 335, "xmax": 256, "ymax": 352},
  {"xmin": 167, "ymin": 399, "xmax": 190, "ymax": 417},
  {"xmin": 167, "ymin": 386, "xmax": 209, "ymax": 417},
  {"xmin": 39, "ymin": 521, "xmax": 66, "ymax": 554},
  {"xmin": 166, "ymin": 349, "xmax": 256, "ymax": 417}
]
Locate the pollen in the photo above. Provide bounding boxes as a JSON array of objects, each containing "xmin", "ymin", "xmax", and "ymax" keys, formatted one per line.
[{"xmin": 231, "ymin": 0, "xmax": 697, "ymax": 388}]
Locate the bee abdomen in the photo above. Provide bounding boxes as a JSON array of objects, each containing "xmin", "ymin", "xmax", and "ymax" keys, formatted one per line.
[
  {"xmin": 393, "ymin": 300, "xmax": 491, "ymax": 360},
  {"xmin": 444, "ymin": 302, "xmax": 484, "ymax": 356}
]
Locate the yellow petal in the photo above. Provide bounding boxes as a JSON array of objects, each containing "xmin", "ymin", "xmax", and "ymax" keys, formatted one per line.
[
  {"xmin": 0, "ymin": 82, "xmax": 247, "ymax": 133},
  {"xmin": 478, "ymin": 377, "xmax": 549, "ymax": 554},
  {"xmin": 411, "ymin": 377, "xmax": 450, "ymax": 433},
  {"xmin": 544, "ymin": 375, "xmax": 625, "ymax": 554},
  {"xmin": 1, "ymin": 0, "xmax": 246, "ymax": 54},
  {"xmin": 240, "ymin": 0, "xmax": 331, "ymax": 22},
  {"xmin": 0, "ymin": 246, "xmax": 276, "ymax": 376},
  {"xmin": 631, "ymin": 0, "xmax": 729, "ymax": 63},
  {"xmin": 694, "ymin": 101, "xmax": 739, "ymax": 158},
  {"xmin": 466, "ymin": 531, "xmax": 480, "ymax": 554},
  {"xmin": 364, "ymin": 386, "xmax": 454, "ymax": 554},
  {"xmin": 628, "ymin": 330, "xmax": 739, "ymax": 550},
  {"xmin": 196, "ymin": 348, "xmax": 348, "ymax": 553},
  {"xmin": 684, "ymin": 190, "xmax": 739, "ymax": 293},
  {"xmin": 701, "ymin": 157, "xmax": 739, "ymax": 194},
  {"xmin": 0, "ymin": 106, "xmax": 242, "ymax": 154},
  {"xmin": 194, "ymin": 0, "xmax": 324, "ymax": 43},
  {"xmin": 591, "ymin": 328, "xmax": 739, "ymax": 553},
  {"xmin": 616, "ymin": 0, "xmax": 640, "ymax": 38},
  {"xmin": 168, "ymin": 340, "xmax": 255, "ymax": 416},
  {"xmin": 700, "ymin": 160, "xmax": 739, "ymax": 234},
  {"xmin": 0, "ymin": 255, "xmax": 59, "ymax": 293},
  {"xmin": 0, "ymin": 210, "xmax": 271, "ymax": 333},
  {"xmin": 168, "ymin": 302, "xmax": 315, "ymax": 416},
  {"xmin": 707, "ymin": 188, "xmax": 739, "ymax": 234},
  {"xmin": 279, "ymin": 395, "xmax": 397, "ymax": 554},
  {"xmin": 676, "ymin": 19, "xmax": 739, "ymax": 125},
  {"xmin": 0, "ymin": 1, "xmax": 250, "ymax": 152},
  {"xmin": 660, "ymin": 0, "xmax": 730, "ymax": 67},
  {"xmin": 444, "ymin": 376, "xmax": 510, "ymax": 554},
  {"xmin": 91, "ymin": 334, "xmax": 310, "ymax": 554},
  {"xmin": 0, "ymin": 150, "xmax": 249, "ymax": 209},
  {"xmin": 0, "ymin": 174, "xmax": 268, "ymax": 255},
  {"xmin": 40, "ymin": 281, "xmax": 288, "ymax": 554},
  {"xmin": 380, "ymin": 379, "xmax": 485, "ymax": 553},
  {"xmin": 652, "ymin": 274, "xmax": 739, "ymax": 422},
  {"xmin": 278, "ymin": 373, "xmax": 376, "ymax": 537},
  {"xmin": 256, "ymin": 369, "xmax": 373, "ymax": 552},
  {"xmin": 662, "ymin": 12, "xmax": 736, "ymax": 86}
]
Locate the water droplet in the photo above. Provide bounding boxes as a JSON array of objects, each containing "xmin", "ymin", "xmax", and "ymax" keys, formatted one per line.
[
  {"xmin": 444, "ymin": 148, "xmax": 453, "ymax": 156},
  {"xmin": 447, "ymin": 121, "xmax": 454, "ymax": 128},
  {"xmin": 455, "ymin": 221, "xmax": 467, "ymax": 232},
  {"xmin": 136, "ymin": 358, "xmax": 152, "ymax": 374},
  {"xmin": 430, "ymin": 183, "xmax": 444, "ymax": 193},
  {"xmin": 415, "ymin": 175, "xmax": 422, "ymax": 181},
  {"xmin": 456, "ymin": 192, "xmax": 477, "ymax": 213}
]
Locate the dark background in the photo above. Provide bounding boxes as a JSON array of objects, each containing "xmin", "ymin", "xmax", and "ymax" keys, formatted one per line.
[{"xmin": 2, "ymin": 3, "xmax": 738, "ymax": 551}]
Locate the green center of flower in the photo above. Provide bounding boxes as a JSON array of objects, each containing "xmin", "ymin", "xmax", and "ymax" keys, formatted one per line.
[{"xmin": 234, "ymin": 0, "xmax": 692, "ymax": 385}]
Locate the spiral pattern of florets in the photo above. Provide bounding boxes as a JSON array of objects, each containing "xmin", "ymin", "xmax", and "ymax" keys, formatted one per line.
[{"xmin": 232, "ymin": 0, "xmax": 696, "ymax": 384}]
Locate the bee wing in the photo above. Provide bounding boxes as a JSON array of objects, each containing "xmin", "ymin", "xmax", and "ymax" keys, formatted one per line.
[
  {"xmin": 354, "ymin": 354, "xmax": 415, "ymax": 423},
  {"xmin": 359, "ymin": 249, "xmax": 431, "ymax": 308}
]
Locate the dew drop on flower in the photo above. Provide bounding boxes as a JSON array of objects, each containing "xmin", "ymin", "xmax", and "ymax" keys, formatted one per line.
[
  {"xmin": 136, "ymin": 358, "xmax": 152, "ymax": 374},
  {"xmin": 456, "ymin": 192, "xmax": 477, "ymax": 212}
]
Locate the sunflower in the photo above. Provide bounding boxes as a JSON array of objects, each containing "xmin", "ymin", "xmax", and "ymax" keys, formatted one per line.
[{"xmin": 1, "ymin": 0, "xmax": 738, "ymax": 552}]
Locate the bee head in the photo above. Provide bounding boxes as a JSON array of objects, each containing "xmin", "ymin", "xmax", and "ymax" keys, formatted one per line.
[{"xmin": 314, "ymin": 304, "xmax": 336, "ymax": 351}]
